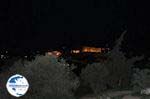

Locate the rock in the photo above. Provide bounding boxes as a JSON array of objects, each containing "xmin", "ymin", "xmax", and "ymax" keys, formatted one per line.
[{"xmin": 141, "ymin": 88, "xmax": 150, "ymax": 95}]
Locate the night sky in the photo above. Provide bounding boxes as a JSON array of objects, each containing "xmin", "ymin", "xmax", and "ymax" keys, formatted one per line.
[{"xmin": 0, "ymin": 0, "xmax": 149, "ymax": 55}]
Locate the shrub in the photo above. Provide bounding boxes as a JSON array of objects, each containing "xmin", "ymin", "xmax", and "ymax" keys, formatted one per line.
[
  {"xmin": 81, "ymin": 63, "xmax": 109, "ymax": 95},
  {"xmin": 105, "ymin": 30, "xmax": 143, "ymax": 89},
  {"xmin": 81, "ymin": 30, "xmax": 143, "ymax": 96},
  {"xmin": 141, "ymin": 95, "xmax": 150, "ymax": 99},
  {"xmin": 131, "ymin": 68, "xmax": 150, "ymax": 92},
  {"xmin": 0, "ymin": 54, "xmax": 79, "ymax": 99}
]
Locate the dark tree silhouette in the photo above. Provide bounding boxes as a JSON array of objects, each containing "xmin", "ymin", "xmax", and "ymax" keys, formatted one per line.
[{"xmin": 81, "ymin": 30, "xmax": 144, "ymax": 96}]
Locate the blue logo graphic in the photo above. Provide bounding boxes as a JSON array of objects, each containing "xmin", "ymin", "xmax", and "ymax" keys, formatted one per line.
[{"xmin": 6, "ymin": 74, "xmax": 29, "ymax": 97}]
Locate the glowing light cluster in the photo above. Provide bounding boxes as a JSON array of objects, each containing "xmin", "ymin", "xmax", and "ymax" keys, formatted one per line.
[
  {"xmin": 72, "ymin": 50, "xmax": 80, "ymax": 53},
  {"xmin": 82, "ymin": 47, "xmax": 102, "ymax": 53},
  {"xmin": 47, "ymin": 51, "xmax": 62, "ymax": 57}
]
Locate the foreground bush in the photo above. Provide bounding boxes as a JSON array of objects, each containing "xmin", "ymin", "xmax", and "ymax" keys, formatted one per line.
[
  {"xmin": 141, "ymin": 95, "xmax": 150, "ymax": 99},
  {"xmin": 131, "ymin": 68, "xmax": 150, "ymax": 93},
  {"xmin": 81, "ymin": 63, "xmax": 109, "ymax": 95},
  {"xmin": 80, "ymin": 31, "xmax": 143, "ymax": 97},
  {"xmin": 105, "ymin": 31, "xmax": 143, "ymax": 89},
  {"xmin": 0, "ymin": 54, "xmax": 79, "ymax": 99}
]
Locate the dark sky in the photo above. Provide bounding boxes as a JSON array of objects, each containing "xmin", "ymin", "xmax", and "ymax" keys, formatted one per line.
[{"xmin": 0, "ymin": 0, "xmax": 149, "ymax": 55}]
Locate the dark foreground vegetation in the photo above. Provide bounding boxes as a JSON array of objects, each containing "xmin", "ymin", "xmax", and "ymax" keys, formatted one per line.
[{"xmin": 0, "ymin": 31, "xmax": 150, "ymax": 99}]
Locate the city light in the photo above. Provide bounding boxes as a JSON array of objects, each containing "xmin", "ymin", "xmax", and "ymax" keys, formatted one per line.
[{"xmin": 82, "ymin": 47, "xmax": 102, "ymax": 53}]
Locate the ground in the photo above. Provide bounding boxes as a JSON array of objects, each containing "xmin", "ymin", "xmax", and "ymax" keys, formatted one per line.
[{"xmin": 80, "ymin": 90, "xmax": 142, "ymax": 99}]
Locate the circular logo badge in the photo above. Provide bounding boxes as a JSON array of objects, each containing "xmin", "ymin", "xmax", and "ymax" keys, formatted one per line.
[{"xmin": 6, "ymin": 74, "xmax": 29, "ymax": 97}]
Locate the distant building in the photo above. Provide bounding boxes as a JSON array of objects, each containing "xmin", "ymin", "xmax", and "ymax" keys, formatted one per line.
[
  {"xmin": 65, "ymin": 46, "xmax": 111, "ymax": 64},
  {"xmin": 46, "ymin": 46, "xmax": 110, "ymax": 63},
  {"xmin": 47, "ymin": 51, "xmax": 62, "ymax": 58},
  {"xmin": 82, "ymin": 46, "xmax": 102, "ymax": 53},
  {"xmin": 71, "ymin": 50, "xmax": 80, "ymax": 54},
  {"xmin": 71, "ymin": 46, "xmax": 110, "ymax": 54}
]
